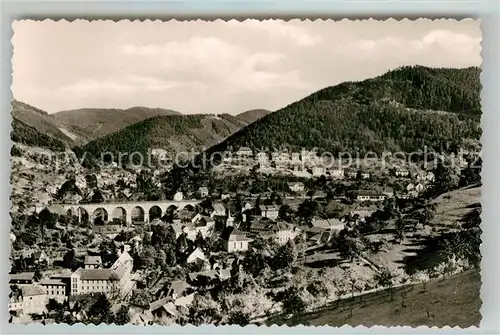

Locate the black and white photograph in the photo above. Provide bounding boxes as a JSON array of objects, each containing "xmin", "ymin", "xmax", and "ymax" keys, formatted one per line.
[{"xmin": 9, "ymin": 19, "xmax": 482, "ymax": 327}]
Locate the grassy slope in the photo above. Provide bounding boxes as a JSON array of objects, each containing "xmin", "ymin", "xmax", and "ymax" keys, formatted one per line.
[
  {"xmin": 267, "ymin": 270, "xmax": 481, "ymax": 328},
  {"xmin": 430, "ymin": 184, "xmax": 481, "ymax": 228}
]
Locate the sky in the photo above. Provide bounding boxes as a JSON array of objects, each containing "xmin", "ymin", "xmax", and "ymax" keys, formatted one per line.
[{"xmin": 12, "ymin": 19, "xmax": 481, "ymax": 115}]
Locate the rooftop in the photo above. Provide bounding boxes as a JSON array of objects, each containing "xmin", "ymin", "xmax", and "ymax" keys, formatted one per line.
[
  {"xmin": 77, "ymin": 268, "xmax": 120, "ymax": 281},
  {"xmin": 10, "ymin": 272, "xmax": 34, "ymax": 281},
  {"xmin": 40, "ymin": 279, "xmax": 66, "ymax": 286},
  {"xmin": 356, "ymin": 190, "xmax": 385, "ymax": 197},
  {"xmin": 84, "ymin": 255, "xmax": 102, "ymax": 265},
  {"xmin": 21, "ymin": 285, "xmax": 46, "ymax": 297}
]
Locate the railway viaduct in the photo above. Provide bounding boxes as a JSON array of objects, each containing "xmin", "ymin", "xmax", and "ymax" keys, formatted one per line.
[{"xmin": 35, "ymin": 199, "xmax": 202, "ymax": 226}]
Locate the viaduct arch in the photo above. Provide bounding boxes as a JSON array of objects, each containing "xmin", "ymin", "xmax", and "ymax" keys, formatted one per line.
[{"xmin": 36, "ymin": 200, "xmax": 201, "ymax": 226}]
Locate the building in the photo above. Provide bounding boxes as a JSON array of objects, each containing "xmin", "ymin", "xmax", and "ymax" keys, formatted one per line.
[
  {"xmin": 21, "ymin": 285, "xmax": 47, "ymax": 315},
  {"xmin": 355, "ymin": 190, "xmax": 387, "ymax": 202},
  {"xmin": 394, "ymin": 168, "xmax": 410, "ymax": 177},
  {"xmin": 8, "ymin": 291, "xmax": 23, "ymax": 314},
  {"xmin": 256, "ymin": 152, "xmax": 269, "ymax": 166},
  {"xmin": 312, "ymin": 165, "xmax": 325, "ymax": 177},
  {"xmin": 222, "ymin": 228, "xmax": 252, "ymax": 253},
  {"xmin": 40, "ymin": 279, "xmax": 67, "ymax": 303},
  {"xmin": 173, "ymin": 192, "xmax": 184, "ymax": 201},
  {"xmin": 250, "ymin": 221, "xmax": 301, "ymax": 245},
  {"xmin": 10, "ymin": 272, "xmax": 35, "ymax": 286},
  {"xmin": 235, "ymin": 147, "xmax": 253, "ymax": 157},
  {"xmin": 84, "ymin": 255, "xmax": 102, "ymax": 269},
  {"xmin": 288, "ymin": 182, "xmax": 305, "ymax": 193},
  {"xmin": 188, "ymin": 214, "xmax": 215, "ymax": 239},
  {"xmin": 198, "ymin": 187, "xmax": 209, "ymax": 198},
  {"xmin": 329, "ymin": 168, "xmax": 345, "ymax": 179},
  {"xmin": 259, "ymin": 205, "xmax": 280, "ymax": 220},
  {"xmin": 301, "ymin": 149, "xmax": 318, "ymax": 163},
  {"xmin": 308, "ymin": 218, "xmax": 345, "ymax": 233},
  {"xmin": 360, "ymin": 171, "xmax": 371, "ymax": 179},
  {"xmin": 70, "ymin": 251, "xmax": 133, "ymax": 296},
  {"xmin": 291, "ymin": 152, "xmax": 301, "ymax": 163},
  {"xmin": 383, "ymin": 187, "xmax": 395, "ymax": 198},
  {"xmin": 273, "ymin": 222, "xmax": 302, "ymax": 245},
  {"xmin": 345, "ymin": 170, "xmax": 358, "ymax": 179},
  {"xmin": 21, "ymin": 250, "xmax": 50, "ymax": 266},
  {"xmin": 186, "ymin": 247, "xmax": 209, "ymax": 266}
]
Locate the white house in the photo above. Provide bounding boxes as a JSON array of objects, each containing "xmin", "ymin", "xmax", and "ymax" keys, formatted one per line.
[
  {"xmin": 259, "ymin": 205, "xmax": 280, "ymax": 220},
  {"xmin": 186, "ymin": 247, "xmax": 208, "ymax": 264},
  {"xmin": 273, "ymin": 222, "xmax": 302, "ymax": 245},
  {"xmin": 40, "ymin": 279, "xmax": 67, "ymax": 303},
  {"xmin": 235, "ymin": 147, "xmax": 253, "ymax": 157},
  {"xmin": 173, "ymin": 192, "xmax": 184, "ymax": 201},
  {"xmin": 329, "ymin": 168, "xmax": 345, "ymax": 179},
  {"xmin": 223, "ymin": 228, "xmax": 253, "ymax": 253},
  {"xmin": 394, "ymin": 168, "xmax": 410, "ymax": 177},
  {"xmin": 256, "ymin": 152, "xmax": 269, "ymax": 163},
  {"xmin": 355, "ymin": 190, "xmax": 387, "ymax": 202},
  {"xmin": 84, "ymin": 255, "xmax": 102, "ymax": 269},
  {"xmin": 198, "ymin": 187, "xmax": 209, "ymax": 198},
  {"xmin": 308, "ymin": 218, "xmax": 345, "ymax": 233},
  {"xmin": 288, "ymin": 182, "xmax": 305, "ymax": 193},
  {"xmin": 20, "ymin": 285, "xmax": 47, "ymax": 315},
  {"xmin": 312, "ymin": 165, "xmax": 325, "ymax": 177},
  {"xmin": 291, "ymin": 152, "xmax": 301, "ymax": 163}
]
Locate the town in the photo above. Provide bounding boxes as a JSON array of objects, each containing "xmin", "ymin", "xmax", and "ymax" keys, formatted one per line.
[{"xmin": 9, "ymin": 145, "xmax": 481, "ymax": 325}]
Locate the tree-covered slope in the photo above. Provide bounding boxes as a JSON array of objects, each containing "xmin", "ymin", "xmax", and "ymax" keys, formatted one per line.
[
  {"xmin": 75, "ymin": 113, "xmax": 250, "ymax": 163},
  {"xmin": 12, "ymin": 100, "xmax": 88, "ymax": 146},
  {"xmin": 11, "ymin": 118, "xmax": 66, "ymax": 152}
]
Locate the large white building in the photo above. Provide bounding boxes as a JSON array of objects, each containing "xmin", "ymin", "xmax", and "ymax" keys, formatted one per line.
[
  {"xmin": 70, "ymin": 251, "xmax": 133, "ymax": 296},
  {"xmin": 40, "ymin": 279, "xmax": 67, "ymax": 303}
]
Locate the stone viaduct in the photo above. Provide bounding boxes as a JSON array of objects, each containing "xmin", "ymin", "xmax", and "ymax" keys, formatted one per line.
[{"xmin": 35, "ymin": 200, "xmax": 201, "ymax": 226}]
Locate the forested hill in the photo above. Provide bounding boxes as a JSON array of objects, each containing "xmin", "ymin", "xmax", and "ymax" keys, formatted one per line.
[
  {"xmin": 74, "ymin": 113, "xmax": 250, "ymax": 163},
  {"xmin": 201, "ymin": 66, "xmax": 481, "ymax": 157},
  {"xmin": 236, "ymin": 109, "xmax": 272, "ymax": 123},
  {"xmin": 11, "ymin": 118, "xmax": 66, "ymax": 152},
  {"xmin": 11, "ymin": 100, "xmax": 89, "ymax": 147},
  {"xmin": 54, "ymin": 106, "xmax": 182, "ymax": 141}
]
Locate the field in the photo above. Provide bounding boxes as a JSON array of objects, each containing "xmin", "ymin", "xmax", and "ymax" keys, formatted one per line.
[{"xmin": 266, "ymin": 270, "xmax": 481, "ymax": 328}]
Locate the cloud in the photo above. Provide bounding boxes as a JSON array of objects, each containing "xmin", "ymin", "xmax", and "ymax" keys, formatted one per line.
[
  {"xmin": 229, "ymin": 19, "xmax": 322, "ymax": 46},
  {"xmin": 118, "ymin": 36, "xmax": 306, "ymax": 92},
  {"xmin": 12, "ymin": 20, "xmax": 481, "ymax": 114},
  {"xmin": 58, "ymin": 75, "xmax": 190, "ymax": 96}
]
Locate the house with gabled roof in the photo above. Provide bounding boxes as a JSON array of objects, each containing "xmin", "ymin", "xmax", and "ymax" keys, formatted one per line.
[
  {"xmin": 84, "ymin": 255, "xmax": 102, "ymax": 269},
  {"xmin": 288, "ymin": 181, "xmax": 305, "ymax": 193},
  {"xmin": 221, "ymin": 227, "xmax": 253, "ymax": 253},
  {"xmin": 9, "ymin": 272, "xmax": 35, "ymax": 285}
]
